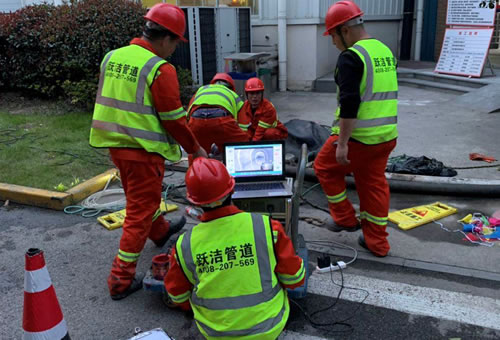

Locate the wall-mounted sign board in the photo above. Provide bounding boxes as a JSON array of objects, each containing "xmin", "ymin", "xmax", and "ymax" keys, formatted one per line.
[
  {"xmin": 447, "ymin": 0, "xmax": 497, "ymax": 26},
  {"xmin": 435, "ymin": 28, "xmax": 494, "ymax": 77}
]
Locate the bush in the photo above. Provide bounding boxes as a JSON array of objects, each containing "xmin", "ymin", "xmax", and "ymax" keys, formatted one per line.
[
  {"xmin": 0, "ymin": 0, "xmax": 193, "ymax": 110},
  {"xmin": 176, "ymin": 66, "xmax": 195, "ymax": 107}
]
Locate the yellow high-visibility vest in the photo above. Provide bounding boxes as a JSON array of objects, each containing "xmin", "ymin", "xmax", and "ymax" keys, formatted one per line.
[
  {"xmin": 332, "ymin": 39, "xmax": 398, "ymax": 144},
  {"xmin": 90, "ymin": 44, "xmax": 182, "ymax": 161},
  {"xmin": 175, "ymin": 212, "xmax": 289, "ymax": 340}
]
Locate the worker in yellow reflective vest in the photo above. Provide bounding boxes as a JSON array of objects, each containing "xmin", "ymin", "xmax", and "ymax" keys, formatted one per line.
[
  {"xmin": 89, "ymin": 4, "xmax": 207, "ymax": 300},
  {"xmin": 314, "ymin": 1, "xmax": 398, "ymax": 257},
  {"xmin": 187, "ymin": 73, "xmax": 250, "ymax": 156},
  {"xmin": 164, "ymin": 158, "xmax": 305, "ymax": 339}
]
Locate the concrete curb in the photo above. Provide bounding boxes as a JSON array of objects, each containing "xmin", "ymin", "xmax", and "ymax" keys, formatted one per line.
[
  {"xmin": 0, "ymin": 168, "xmax": 118, "ymax": 210},
  {"xmin": 308, "ymin": 243, "xmax": 500, "ymax": 283}
]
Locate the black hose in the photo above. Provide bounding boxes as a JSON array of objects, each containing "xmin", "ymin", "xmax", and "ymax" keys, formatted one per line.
[{"xmin": 285, "ymin": 165, "xmax": 500, "ymax": 197}]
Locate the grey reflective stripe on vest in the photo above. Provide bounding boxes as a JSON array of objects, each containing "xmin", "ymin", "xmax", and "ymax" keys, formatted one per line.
[
  {"xmin": 196, "ymin": 301, "xmax": 286, "ymax": 337},
  {"xmin": 136, "ymin": 56, "xmax": 163, "ymax": 104},
  {"xmin": 179, "ymin": 227, "xmax": 197, "ymax": 284},
  {"xmin": 351, "ymin": 44, "xmax": 398, "ymax": 102},
  {"xmin": 333, "ymin": 116, "xmax": 397, "ymax": 129},
  {"xmin": 355, "ymin": 116, "xmax": 397, "ymax": 128},
  {"xmin": 95, "ymin": 97, "xmax": 155, "ymax": 115},
  {"xmin": 180, "ymin": 213, "xmax": 281, "ymax": 310},
  {"xmin": 92, "ymin": 120, "xmax": 169, "ymax": 142},
  {"xmin": 96, "ymin": 54, "xmax": 162, "ymax": 115}
]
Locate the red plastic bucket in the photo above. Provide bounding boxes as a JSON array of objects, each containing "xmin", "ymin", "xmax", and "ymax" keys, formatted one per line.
[{"xmin": 152, "ymin": 254, "xmax": 169, "ymax": 281}]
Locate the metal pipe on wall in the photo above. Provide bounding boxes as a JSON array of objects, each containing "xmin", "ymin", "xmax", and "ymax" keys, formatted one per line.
[
  {"xmin": 414, "ymin": 0, "xmax": 424, "ymax": 61},
  {"xmin": 400, "ymin": 0, "xmax": 415, "ymax": 60},
  {"xmin": 278, "ymin": 0, "xmax": 287, "ymax": 91}
]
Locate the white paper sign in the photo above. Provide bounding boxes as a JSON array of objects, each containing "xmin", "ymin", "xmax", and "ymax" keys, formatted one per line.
[
  {"xmin": 435, "ymin": 28, "xmax": 494, "ymax": 77},
  {"xmin": 447, "ymin": 0, "xmax": 497, "ymax": 26}
]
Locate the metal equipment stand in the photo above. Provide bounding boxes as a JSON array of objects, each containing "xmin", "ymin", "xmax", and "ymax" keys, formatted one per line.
[
  {"xmin": 485, "ymin": 56, "xmax": 496, "ymax": 76},
  {"xmin": 287, "ymin": 143, "xmax": 309, "ymax": 299}
]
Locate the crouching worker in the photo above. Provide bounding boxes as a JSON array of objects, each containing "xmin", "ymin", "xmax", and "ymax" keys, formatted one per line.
[
  {"xmin": 239, "ymin": 77, "xmax": 288, "ymax": 141},
  {"xmin": 164, "ymin": 158, "xmax": 305, "ymax": 339},
  {"xmin": 187, "ymin": 73, "xmax": 250, "ymax": 155}
]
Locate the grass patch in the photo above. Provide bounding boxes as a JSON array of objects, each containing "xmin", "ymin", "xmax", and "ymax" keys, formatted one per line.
[{"xmin": 0, "ymin": 105, "xmax": 113, "ymax": 191}]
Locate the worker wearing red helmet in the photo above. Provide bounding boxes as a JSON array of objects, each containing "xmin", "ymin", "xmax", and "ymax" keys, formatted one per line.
[
  {"xmin": 187, "ymin": 73, "xmax": 250, "ymax": 156},
  {"xmin": 239, "ymin": 77, "xmax": 288, "ymax": 141},
  {"xmin": 313, "ymin": 1, "xmax": 398, "ymax": 257},
  {"xmin": 164, "ymin": 158, "xmax": 304, "ymax": 339},
  {"xmin": 90, "ymin": 3, "xmax": 208, "ymax": 300}
]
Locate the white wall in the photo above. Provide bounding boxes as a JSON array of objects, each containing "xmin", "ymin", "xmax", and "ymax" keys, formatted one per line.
[
  {"xmin": 316, "ymin": 20, "xmax": 401, "ymax": 80},
  {"xmin": 252, "ymin": 25, "xmax": 279, "ymax": 52},
  {"xmin": 365, "ymin": 21, "xmax": 400, "ymax": 57},
  {"xmin": 259, "ymin": 0, "xmax": 403, "ymax": 22},
  {"xmin": 252, "ymin": 1, "xmax": 404, "ymax": 91},
  {"xmin": 316, "ymin": 25, "xmax": 340, "ymax": 80},
  {"xmin": 287, "ymin": 25, "xmax": 318, "ymax": 91},
  {"xmin": 252, "ymin": 20, "xmax": 401, "ymax": 91}
]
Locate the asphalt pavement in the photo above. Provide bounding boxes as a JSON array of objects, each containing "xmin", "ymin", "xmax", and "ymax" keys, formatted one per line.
[{"xmin": 1, "ymin": 82, "xmax": 500, "ymax": 339}]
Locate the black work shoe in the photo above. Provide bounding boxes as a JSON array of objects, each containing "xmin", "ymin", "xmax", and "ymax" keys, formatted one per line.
[
  {"xmin": 162, "ymin": 293, "xmax": 179, "ymax": 309},
  {"xmin": 110, "ymin": 273, "xmax": 145, "ymax": 301},
  {"xmin": 155, "ymin": 216, "xmax": 186, "ymax": 248},
  {"xmin": 358, "ymin": 235, "xmax": 386, "ymax": 258},
  {"xmin": 328, "ymin": 221, "xmax": 361, "ymax": 233}
]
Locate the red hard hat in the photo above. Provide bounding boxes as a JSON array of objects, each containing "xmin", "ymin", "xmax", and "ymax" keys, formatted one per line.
[
  {"xmin": 185, "ymin": 158, "xmax": 235, "ymax": 206},
  {"xmin": 144, "ymin": 4, "xmax": 188, "ymax": 42},
  {"xmin": 210, "ymin": 73, "xmax": 236, "ymax": 91},
  {"xmin": 323, "ymin": 1, "xmax": 364, "ymax": 36},
  {"xmin": 245, "ymin": 77, "xmax": 264, "ymax": 92}
]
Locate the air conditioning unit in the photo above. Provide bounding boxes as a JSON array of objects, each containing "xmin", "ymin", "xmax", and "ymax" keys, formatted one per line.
[{"xmin": 170, "ymin": 7, "xmax": 251, "ymax": 86}]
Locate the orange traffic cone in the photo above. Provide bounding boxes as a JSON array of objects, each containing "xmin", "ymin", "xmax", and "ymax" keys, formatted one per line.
[{"xmin": 23, "ymin": 248, "xmax": 70, "ymax": 340}]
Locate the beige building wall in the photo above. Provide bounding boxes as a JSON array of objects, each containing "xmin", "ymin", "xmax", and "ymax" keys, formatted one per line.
[{"xmin": 253, "ymin": 20, "xmax": 401, "ymax": 91}]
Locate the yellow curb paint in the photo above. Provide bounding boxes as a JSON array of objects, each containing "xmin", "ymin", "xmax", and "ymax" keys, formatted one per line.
[
  {"xmin": 67, "ymin": 168, "xmax": 118, "ymax": 204},
  {"xmin": 0, "ymin": 183, "xmax": 70, "ymax": 210},
  {"xmin": 0, "ymin": 168, "xmax": 118, "ymax": 211}
]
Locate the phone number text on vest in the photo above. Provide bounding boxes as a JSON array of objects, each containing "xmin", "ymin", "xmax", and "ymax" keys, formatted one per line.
[{"xmin": 196, "ymin": 243, "xmax": 256, "ymax": 274}]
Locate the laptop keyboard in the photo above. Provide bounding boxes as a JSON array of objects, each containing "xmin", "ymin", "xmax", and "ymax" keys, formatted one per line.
[{"xmin": 235, "ymin": 183, "xmax": 285, "ymax": 191}]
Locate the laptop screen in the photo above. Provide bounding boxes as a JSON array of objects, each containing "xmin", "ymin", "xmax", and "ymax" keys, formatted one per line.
[{"xmin": 224, "ymin": 141, "xmax": 285, "ymax": 180}]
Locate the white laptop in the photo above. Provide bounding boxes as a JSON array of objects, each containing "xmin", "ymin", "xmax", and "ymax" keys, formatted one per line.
[{"xmin": 223, "ymin": 140, "xmax": 293, "ymax": 199}]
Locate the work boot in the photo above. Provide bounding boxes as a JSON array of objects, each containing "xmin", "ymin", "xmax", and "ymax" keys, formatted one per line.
[
  {"xmin": 162, "ymin": 293, "xmax": 178, "ymax": 309},
  {"xmin": 358, "ymin": 235, "xmax": 386, "ymax": 258},
  {"xmin": 327, "ymin": 220, "xmax": 361, "ymax": 233},
  {"xmin": 154, "ymin": 216, "xmax": 186, "ymax": 248},
  {"xmin": 110, "ymin": 272, "xmax": 145, "ymax": 300}
]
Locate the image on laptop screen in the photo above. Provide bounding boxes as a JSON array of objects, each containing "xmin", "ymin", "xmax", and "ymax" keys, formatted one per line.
[{"xmin": 225, "ymin": 143, "xmax": 283, "ymax": 178}]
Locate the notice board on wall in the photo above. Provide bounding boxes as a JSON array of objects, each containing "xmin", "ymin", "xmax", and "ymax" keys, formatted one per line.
[
  {"xmin": 435, "ymin": 28, "xmax": 494, "ymax": 77},
  {"xmin": 447, "ymin": 0, "xmax": 497, "ymax": 26}
]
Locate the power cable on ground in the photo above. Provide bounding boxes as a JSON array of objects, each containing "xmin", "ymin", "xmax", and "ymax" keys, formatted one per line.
[
  {"xmin": 290, "ymin": 263, "xmax": 369, "ymax": 335},
  {"xmin": 64, "ymin": 174, "xmax": 125, "ymax": 217}
]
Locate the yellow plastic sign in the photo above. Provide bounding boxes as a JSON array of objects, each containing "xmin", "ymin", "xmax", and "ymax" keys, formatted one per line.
[
  {"xmin": 388, "ymin": 202, "xmax": 458, "ymax": 230},
  {"xmin": 98, "ymin": 200, "xmax": 178, "ymax": 230}
]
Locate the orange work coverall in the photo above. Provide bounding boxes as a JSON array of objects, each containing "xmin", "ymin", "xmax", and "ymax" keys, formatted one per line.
[
  {"xmin": 107, "ymin": 38, "xmax": 202, "ymax": 295},
  {"xmin": 239, "ymin": 98, "xmax": 288, "ymax": 141}
]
